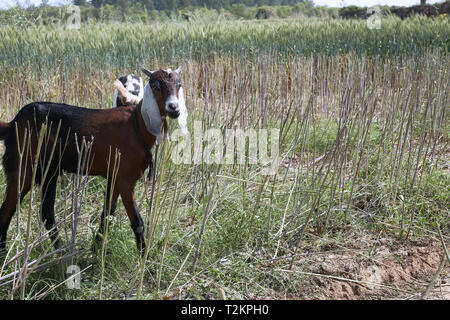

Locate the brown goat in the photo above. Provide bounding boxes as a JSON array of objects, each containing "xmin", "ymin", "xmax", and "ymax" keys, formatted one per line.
[{"xmin": 0, "ymin": 67, "xmax": 187, "ymax": 256}]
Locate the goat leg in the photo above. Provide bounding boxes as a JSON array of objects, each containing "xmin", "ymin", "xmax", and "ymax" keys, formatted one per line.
[{"xmin": 120, "ymin": 185, "xmax": 146, "ymax": 256}]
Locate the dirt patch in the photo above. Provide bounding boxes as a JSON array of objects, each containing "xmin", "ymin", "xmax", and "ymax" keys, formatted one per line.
[{"xmin": 296, "ymin": 239, "xmax": 449, "ymax": 300}]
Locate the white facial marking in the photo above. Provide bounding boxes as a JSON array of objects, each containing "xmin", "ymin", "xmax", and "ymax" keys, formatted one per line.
[
  {"xmin": 165, "ymin": 94, "xmax": 179, "ymax": 110},
  {"xmin": 164, "ymin": 70, "xmax": 181, "ymax": 112}
]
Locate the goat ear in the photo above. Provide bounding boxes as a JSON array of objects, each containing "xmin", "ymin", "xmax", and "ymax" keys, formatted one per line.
[
  {"xmin": 174, "ymin": 66, "xmax": 182, "ymax": 74},
  {"xmin": 141, "ymin": 68, "xmax": 154, "ymax": 78},
  {"xmin": 177, "ymin": 87, "xmax": 188, "ymax": 135},
  {"xmin": 141, "ymin": 83, "xmax": 163, "ymax": 138}
]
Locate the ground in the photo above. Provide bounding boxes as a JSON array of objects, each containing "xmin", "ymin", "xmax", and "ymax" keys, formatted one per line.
[{"xmin": 289, "ymin": 238, "xmax": 449, "ymax": 300}]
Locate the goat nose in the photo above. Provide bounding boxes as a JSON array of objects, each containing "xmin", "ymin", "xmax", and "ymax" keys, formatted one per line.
[{"xmin": 168, "ymin": 102, "xmax": 178, "ymax": 111}]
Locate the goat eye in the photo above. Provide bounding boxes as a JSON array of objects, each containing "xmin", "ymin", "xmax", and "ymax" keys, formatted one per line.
[{"xmin": 151, "ymin": 81, "xmax": 160, "ymax": 91}]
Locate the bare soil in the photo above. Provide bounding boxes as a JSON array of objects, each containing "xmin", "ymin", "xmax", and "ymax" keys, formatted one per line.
[{"xmin": 294, "ymin": 238, "xmax": 449, "ymax": 300}]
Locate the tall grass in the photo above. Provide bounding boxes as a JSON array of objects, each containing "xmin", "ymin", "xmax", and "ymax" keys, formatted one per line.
[{"xmin": 0, "ymin": 18, "xmax": 448, "ymax": 299}]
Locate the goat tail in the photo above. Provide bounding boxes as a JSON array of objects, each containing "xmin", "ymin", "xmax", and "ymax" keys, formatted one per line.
[{"xmin": 0, "ymin": 121, "xmax": 10, "ymax": 140}]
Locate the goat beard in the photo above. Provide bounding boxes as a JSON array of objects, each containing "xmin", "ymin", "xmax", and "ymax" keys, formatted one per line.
[{"xmin": 113, "ymin": 79, "xmax": 141, "ymax": 105}]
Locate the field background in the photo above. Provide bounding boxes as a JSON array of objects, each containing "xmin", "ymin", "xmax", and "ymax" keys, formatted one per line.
[{"xmin": 0, "ymin": 12, "xmax": 449, "ymax": 299}]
